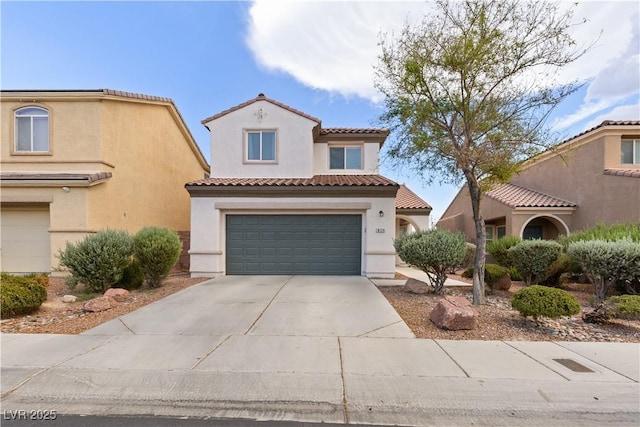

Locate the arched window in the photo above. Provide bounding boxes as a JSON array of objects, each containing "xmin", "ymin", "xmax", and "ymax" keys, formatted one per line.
[{"xmin": 15, "ymin": 107, "xmax": 49, "ymax": 152}]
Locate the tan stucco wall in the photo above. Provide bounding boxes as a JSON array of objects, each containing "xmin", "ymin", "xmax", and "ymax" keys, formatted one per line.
[
  {"xmin": 87, "ymin": 99, "xmax": 208, "ymax": 233},
  {"xmin": 2, "ymin": 92, "xmax": 210, "ymax": 273},
  {"xmin": 1, "ymin": 99, "xmax": 105, "ymax": 171},
  {"xmin": 511, "ymin": 134, "xmax": 640, "ymax": 230}
]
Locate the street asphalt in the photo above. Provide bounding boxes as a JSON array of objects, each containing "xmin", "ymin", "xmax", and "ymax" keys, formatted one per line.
[{"xmin": 1, "ymin": 275, "xmax": 639, "ymax": 426}]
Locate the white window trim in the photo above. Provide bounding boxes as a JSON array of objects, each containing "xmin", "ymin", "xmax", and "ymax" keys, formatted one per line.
[
  {"xmin": 244, "ymin": 129, "xmax": 277, "ymax": 163},
  {"xmin": 485, "ymin": 225, "xmax": 495, "ymax": 241},
  {"xmin": 14, "ymin": 106, "xmax": 50, "ymax": 154},
  {"xmin": 328, "ymin": 145, "xmax": 363, "ymax": 170},
  {"xmin": 621, "ymin": 139, "xmax": 640, "ymax": 165}
]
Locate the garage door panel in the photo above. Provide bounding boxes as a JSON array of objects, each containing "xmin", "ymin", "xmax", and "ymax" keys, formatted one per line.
[
  {"xmin": 226, "ymin": 215, "xmax": 361, "ymax": 275},
  {"xmin": 1, "ymin": 209, "xmax": 51, "ymax": 273}
]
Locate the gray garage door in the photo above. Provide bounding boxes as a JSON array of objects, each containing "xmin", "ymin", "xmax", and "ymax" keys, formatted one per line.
[{"xmin": 226, "ymin": 215, "xmax": 362, "ymax": 275}]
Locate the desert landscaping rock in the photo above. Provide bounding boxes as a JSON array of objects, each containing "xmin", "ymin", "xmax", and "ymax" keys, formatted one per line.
[
  {"xmin": 404, "ymin": 277, "xmax": 431, "ymax": 294},
  {"xmin": 62, "ymin": 295, "xmax": 78, "ymax": 303},
  {"xmin": 104, "ymin": 288, "xmax": 130, "ymax": 302},
  {"xmin": 492, "ymin": 275, "xmax": 511, "ymax": 291},
  {"xmin": 430, "ymin": 295, "xmax": 476, "ymax": 330},
  {"xmin": 82, "ymin": 296, "xmax": 117, "ymax": 313}
]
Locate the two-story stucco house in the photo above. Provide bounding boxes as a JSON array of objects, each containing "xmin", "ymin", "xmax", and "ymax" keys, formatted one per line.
[
  {"xmin": 437, "ymin": 120, "xmax": 640, "ymax": 242},
  {"xmin": 1, "ymin": 89, "xmax": 210, "ymax": 274},
  {"xmin": 186, "ymin": 94, "xmax": 431, "ymax": 278}
]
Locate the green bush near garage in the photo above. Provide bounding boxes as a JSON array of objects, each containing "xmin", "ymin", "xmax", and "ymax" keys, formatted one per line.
[
  {"xmin": 606, "ymin": 295, "xmax": 640, "ymax": 320},
  {"xmin": 133, "ymin": 226, "xmax": 183, "ymax": 288},
  {"xmin": 57, "ymin": 229, "xmax": 134, "ymax": 293},
  {"xmin": 1, "ymin": 273, "xmax": 48, "ymax": 318}
]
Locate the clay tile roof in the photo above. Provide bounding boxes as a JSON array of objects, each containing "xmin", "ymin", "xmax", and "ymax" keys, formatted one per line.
[
  {"xmin": 320, "ymin": 128, "xmax": 390, "ymax": 136},
  {"xmin": 0, "ymin": 172, "xmax": 112, "ymax": 183},
  {"xmin": 558, "ymin": 120, "xmax": 640, "ymax": 145},
  {"xmin": 485, "ymin": 183, "xmax": 576, "ymax": 208},
  {"xmin": 201, "ymin": 93, "xmax": 321, "ymax": 124},
  {"xmin": 395, "ymin": 184, "xmax": 432, "ymax": 210},
  {"xmin": 604, "ymin": 168, "xmax": 640, "ymax": 178},
  {"xmin": 186, "ymin": 174, "xmax": 398, "ymax": 187}
]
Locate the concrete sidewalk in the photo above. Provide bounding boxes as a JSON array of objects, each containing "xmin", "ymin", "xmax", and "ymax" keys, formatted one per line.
[
  {"xmin": 2, "ymin": 334, "xmax": 638, "ymax": 425},
  {"xmin": 372, "ymin": 266, "xmax": 472, "ymax": 287}
]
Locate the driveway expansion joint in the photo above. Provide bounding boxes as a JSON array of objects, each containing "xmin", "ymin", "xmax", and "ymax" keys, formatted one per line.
[
  {"xmin": 243, "ymin": 276, "xmax": 293, "ymax": 335},
  {"xmin": 337, "ymin": 336, "xmax": 349, "ymax": 424}
]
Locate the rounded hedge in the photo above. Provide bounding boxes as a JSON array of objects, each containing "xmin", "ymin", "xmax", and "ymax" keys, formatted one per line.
[
  {"xmin": 1, "ymin": 273, "xmax": 48, "ymax": 318},
  {"xmin": 606, "ymin": 295, "xmax": 640, "ymax": 320},
  {"xmin": 133, "ymin": 226, "xmax": 183, "ymax": 288},
  {"xmin": 511, "ymin": 285, "xmax": 580, "ymax": 319},
  {"xmin": 116, "ymin": 258, "xmax": 144, "ymax": 290}
]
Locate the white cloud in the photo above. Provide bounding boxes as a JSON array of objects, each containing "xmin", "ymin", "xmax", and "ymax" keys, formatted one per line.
[
  {"xmin": 246, "ymin": 0, "xmax": 640, "ymax": 128},
  {"xmin": 582, "ymin": 102, "xmax": 640, "ymax": 130}
]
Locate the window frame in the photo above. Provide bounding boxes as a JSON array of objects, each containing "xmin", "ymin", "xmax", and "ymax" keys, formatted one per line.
[
  {"xmin": 328, "ymin": 145, "xmax": 363, "ymax": 170},
  {"xmin": 13, "ymin": 106, "xmax": 51, "ymax": 155},
  {"xmin": 621, "ymin": 139, "xmax": 640, "ymax": 165},
  {"xmin": 497, "ymin": 225, "xmax": 506, "ymax": 240},
  {"xmin": 244, "ymin": 129, "xmax": 277, "ymax": 163},
  {"xmin": 485, "ymin": 225, "xmax": 495, "ymax": 241}
]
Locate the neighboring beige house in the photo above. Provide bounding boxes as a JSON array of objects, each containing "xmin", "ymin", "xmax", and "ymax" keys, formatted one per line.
[
  {"xmin": 186, "ymin": 93, "xmax": 431, "ymax": 278},
  {"xmin": 437, "ymin": 120, "xmax": 640, "ymax": 242},
  {"xmin": 1, "ymin": 89, "xmax": 210, "ymax": 274}
]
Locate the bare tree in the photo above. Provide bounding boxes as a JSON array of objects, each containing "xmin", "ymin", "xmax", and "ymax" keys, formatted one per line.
[{"xmin": 376, "ymin": 0, "xmax": 589, "ymax": 304}]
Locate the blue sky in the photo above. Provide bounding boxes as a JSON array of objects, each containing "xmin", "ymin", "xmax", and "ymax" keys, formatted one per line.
[{"xmin": 2, "ymin": 1, "xmax": 639, "ymax": 221}]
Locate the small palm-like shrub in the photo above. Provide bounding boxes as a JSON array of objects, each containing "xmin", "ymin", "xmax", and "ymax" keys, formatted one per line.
[
  {"xmin": 1, "ymin": 273, "xmax": 48, "ymax": 318},
  {"xmin": 57, "ymin": 229, "xmax": 134, "ymax": 292},
  {"xmin": 508, "ymin": 240, "xmax": 562, "ymax": 286},
  {"xmin": 511, "ymin": 285, "xmax": 580, "ymax": 319},
  {"xmin": 133, "ymin": 227, "xmax": 183, "ymax": 288},
  {"xmin": 606, "ymin": 295, "xmax": 640, "ymax": 320},
  {"xmin": 487, "ymin": 236, "xmax": 521, "ymax": 267},
  {"xmin": 394, "ymin": 229, "xmax": 466, "ymax": 294}
]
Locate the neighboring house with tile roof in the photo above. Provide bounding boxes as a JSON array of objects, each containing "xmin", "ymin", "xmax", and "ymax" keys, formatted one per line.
[
  {"xmin": 437, "ymin": 121, "xmax": 640, "ymax": 242},
  {"xmin": 1, "ymin": 89, "xmax": 210, "ymax": 274},
  {"xmin": 186, "ymin": 93, "xmax": 431, "ymax": 278}
]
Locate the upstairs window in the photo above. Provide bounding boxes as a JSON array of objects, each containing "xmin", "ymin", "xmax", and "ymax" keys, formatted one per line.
[
  {"xmin": 15, "ymin": 107, "xmax": 49, "ymax": 153},
  {"xmin": 247, "ymin": 130, "xmax": 276, "ymax": 162},
  {"xmin": 621, "ymin": 139, "xmax": 640, "ymax": 165},
  {"xmin": 329, "ymin": 146, "xmax": 362, "ymax": 170}
]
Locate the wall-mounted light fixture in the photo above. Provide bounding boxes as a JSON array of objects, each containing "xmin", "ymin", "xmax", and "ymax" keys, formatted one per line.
[
  {"xmin": 62, "ymin": 186, "xmax": 70, "ymax": 193},
  {"xmin": 379, "ymin": 210, "xmax": 384, "ymax": 217}
]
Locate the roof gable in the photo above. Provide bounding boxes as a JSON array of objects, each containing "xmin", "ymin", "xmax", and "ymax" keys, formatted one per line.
[{"xmin": 201, "ymin": 93, "xmax": 321, "ymax": 125}]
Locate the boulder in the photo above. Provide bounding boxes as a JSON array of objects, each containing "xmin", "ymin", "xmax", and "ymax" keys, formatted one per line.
[
  {"xmin": 492, "ymin": 274, "xmax": 512, "ymax": 291},
  {"xmin": 404, "ymin": 278, "xmax": 431, "ymax": 294},
  {"xmin": 62, "ymin": 295, "xmax": 78, "ymax": 303},
  {"xmin": 82, "ymin": 296, "xmax": 117, "ymax": 313},
  {"xmin": 104, "ymin": 288, "xmax": 130, "ymax": 302},
  {"xmin": 430, "ymin": 295, "xmax": 476, "ymax": 330}
]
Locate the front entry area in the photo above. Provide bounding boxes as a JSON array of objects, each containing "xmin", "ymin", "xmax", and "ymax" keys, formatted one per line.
[{"xmin": 226, "ymin": 214, "xmax": 362, "ymax": 275}]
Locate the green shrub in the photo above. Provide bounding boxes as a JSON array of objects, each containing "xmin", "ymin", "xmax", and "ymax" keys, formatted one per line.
[
  {"xmin": 511, "ymin": 285, "xmax": 581, "ymax": 319},
  {"xmin": 606, "ymin": 295, "xmax": 640, "ymax": 320},
  {"xmin": 133, "ymin": 227, "xmax": 183, "ymax": 288},
  {"xmin": 487, "ymin": 236, "xmax": 521, "ymax": 267},
  {"xmin": 394, "ymin": 229, "xmax": 466, "ymax": 294},
  {"xmin": 484, "ymin": 264, "xmax": 511, "ymax": 289},
  {"xmin": 559, "ymin": 222, "xmax": 640, "ymax": 249},
  {"xmin": 568, "ymin": 238, "xmax": 640, "ymax": 304},
  {"xmin": 1, "ymin": 273, "xmax": 48, "ymax": 318},
  {"xmin": 539, "ymin": 252, "xmax": 573, "ymax": 287},
  {"xmin": 57, "ymin": 229, "xmax": 134, "ymax": 293},
  {"xmin": 508, "ymin": 266, "xmax": 522, "ymax": 281},
  {"xmin": 508, "ymin": 240, "xmax": 562, "ymax": 286},
  {"xmin": 461, "ymin": 266, "xmax": 474, "ymax": 279},
  {"xmin": 116, "ymin": 258, "xmax": 144, "ymax": 290}
]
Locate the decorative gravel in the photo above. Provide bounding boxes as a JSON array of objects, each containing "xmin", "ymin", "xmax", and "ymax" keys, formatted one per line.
[
  {"xmin": 379, "ymin": 276, "xmax": 640, "ymax": 342},
  {"xmin": 1, "ymin": 274, "xmax": 208, "ymax": 334}
]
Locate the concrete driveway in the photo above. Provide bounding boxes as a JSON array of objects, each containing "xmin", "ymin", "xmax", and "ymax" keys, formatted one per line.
[{"xmin": 83, "ymin": 275, "xmax": 414, "ymax": 338}]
